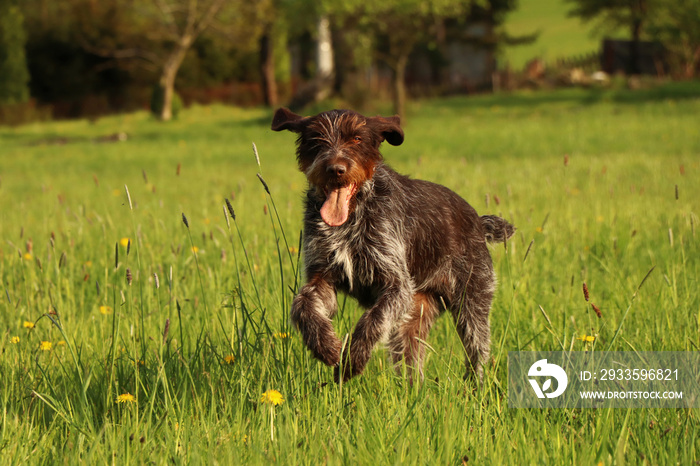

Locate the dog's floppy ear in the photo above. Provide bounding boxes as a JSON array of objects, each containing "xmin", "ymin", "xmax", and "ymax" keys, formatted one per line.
[
  {"xmin": 367, "ymin": 115, "xmax": 404, "ymax": 146},
  {"xmin": 271, "ymin": 107, "xmax": 308, "ymax": 133}
]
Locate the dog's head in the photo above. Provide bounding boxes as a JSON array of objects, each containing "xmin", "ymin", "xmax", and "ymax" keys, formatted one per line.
[{"xmin": 271, "ymin": 108, "xmax": 403, "ymax": 226}]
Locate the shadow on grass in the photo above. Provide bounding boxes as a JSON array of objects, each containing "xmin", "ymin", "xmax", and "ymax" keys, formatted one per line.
[{"xmin": 432, "ymin": 81, "xmax": 700, "ymax": 111}]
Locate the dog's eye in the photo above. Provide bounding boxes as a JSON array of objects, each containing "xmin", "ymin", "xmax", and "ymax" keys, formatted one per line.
[{"xmin": 353, "ymin": 136, "xmax": 362, "ymax": 144}]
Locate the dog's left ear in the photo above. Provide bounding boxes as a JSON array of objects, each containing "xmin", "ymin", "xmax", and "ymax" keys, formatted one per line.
[
  {"xmin": 271, "ymin": 107, "xmax": 308, "ymax": 133},
  {"xmin": 367, "ymin": 115, "xmax": 404, "ymax": 146}
]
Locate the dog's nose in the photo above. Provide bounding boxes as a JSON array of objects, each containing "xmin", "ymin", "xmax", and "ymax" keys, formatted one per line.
[{"xmin": 327, "ymin": 164, "xmax": 346, "ymax": 177}]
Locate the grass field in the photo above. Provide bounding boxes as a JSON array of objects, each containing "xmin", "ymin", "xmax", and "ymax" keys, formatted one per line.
[
  {"xmin": 1, "ymin": 83, "xmax": 699, "ymax": 463},
  {"xmin": 502, "ymin": 0, "xmax": 618, "ymax": 69}
]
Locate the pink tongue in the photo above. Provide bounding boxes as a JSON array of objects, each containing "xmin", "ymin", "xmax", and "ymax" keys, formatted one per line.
[{"xmin": 320, "ymin": 186, "xmax": 351, "ymax": 226}]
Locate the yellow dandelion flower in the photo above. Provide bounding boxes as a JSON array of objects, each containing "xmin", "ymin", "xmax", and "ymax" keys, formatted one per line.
[
  {"xmin": 39, "ymin": 341, "xmax": 52, "ymax": 351},
  {"xmin": 116, "ymin": 393, "xmax": 136, "ymax": 404},
  {"xmin": 288, "ymin": 247, "xmax": 299, "ymax": 255},
  {"xmin": 23, "ymin": 253, "xmax": 33, "ymax": 261},
  {"xmin": 11, "ymin": 336, "xmax": 20, "ymax": 344},
  {"xmin": 535, "ymin": 227, "xmax": 543, "ymax": 233},
  {"xmin": 57, "ymin": 341, "xmax": 66, "ymax": 346},
  {"xmin": 120, "ymin": 237, "xmax": 130, "ymax": 247},
  {"xmin": 577, "ymin": 335, "xmax": 595, "ymax": 343},
  {"xmin": 84, "ymin": 261, "xmax": 93, "ymax": 268},
  {"xmin": 223, "ymin": 355, "xmax": 235, "ymax": 365},
  {"xmin": 190, "ymin": 246, "xmax": 199, "ymax": 253},
  {"xmin": 203, "ymin": 217, "xmax": 211, "ymax": 225},
  {"xmin": 99, "ymin": 305, "xmax": 113, "ymax": 315},
  {"xmin": 274, "ymin": 332, "xmax": 290, "ymax": 339},
  {"xmin": 23, "ymin": 321, "xmax": 35, "ymax": 329},
  {"xmin": 260, "ymin": 389, "xmax": 284, "ymax": 406},
  {"xmin": 112, "ymin": 188, "xmax": 121, "ymax": 197}
]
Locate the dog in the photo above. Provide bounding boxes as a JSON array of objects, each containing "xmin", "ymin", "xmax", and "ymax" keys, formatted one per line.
[{"xmin": 271, "ymin": 108, "xmax": 514, "ymax": 383}]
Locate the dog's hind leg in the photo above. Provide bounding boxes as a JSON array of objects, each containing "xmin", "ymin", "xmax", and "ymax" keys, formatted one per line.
[
  {"xmin": 291, "ymin": 276, "xmax": 342, "ymax": 367},
  {"xmin": 388, "ymin": 293, "xmax": 439, "ymax": 384},
  {"xmin": 450, "ymin": 265, "xmax": 496, "ymax": 383}
]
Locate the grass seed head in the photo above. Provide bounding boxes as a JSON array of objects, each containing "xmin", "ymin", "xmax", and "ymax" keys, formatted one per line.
[
  {"xmin": 591, "ymin": 302, "xmax": 602, "ymax": 318},
  {"xmin": 124, "ymin": 184, "xmax": 133, "ymax": 210},
  {"xmin": 253, "ymin": 142, "xmax": 261, "ymax": 167},
  {"xmin": 583, "ymin": 283, "xmax": 590, "ymax": 302},
  {"xmin": 225, "ymin": 198, "xmax": 236, "ymax": 221},
  {"xmin": 126, "ymin": 268, "xmax": 133, "ymax": 286},
  {"xmin": 257, "ymin": 173, "xmax": 270, "ymax": 194},
  {"xmin": 182, "ymin": 213, "xmax": 189, "ymax": 229}
]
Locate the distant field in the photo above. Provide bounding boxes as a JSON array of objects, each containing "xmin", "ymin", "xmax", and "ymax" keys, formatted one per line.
[
  {"xmin": 1, "ymin": 83, "xmax": 699, "ymax": 463},
  {"xmin": 502, "ymin": 0, "xmax": 619, "ymax": 69}
]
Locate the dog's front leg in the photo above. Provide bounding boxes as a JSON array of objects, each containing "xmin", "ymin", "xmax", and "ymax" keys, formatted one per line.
[
  {"xmin": 291, "ymin": 276, "xmax": 342, "ymax": 367},
  {"xmin": 336, "ymin": 280, "xmax": 413, "ymax": 382}
]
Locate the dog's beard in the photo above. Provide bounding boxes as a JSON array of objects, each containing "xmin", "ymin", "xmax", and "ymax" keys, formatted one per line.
[{"xmin": 320, "ymin": 183, "xmax": 357, "ymax": 226}]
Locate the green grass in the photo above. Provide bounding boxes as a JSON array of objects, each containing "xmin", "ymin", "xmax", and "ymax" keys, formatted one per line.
[
  {"xmin": 502, "ymin": 0, "xmax": 619, "ymax": 69},
  {"xmin": 1, "ymin": 83, "xmax": 699, "ymax": 463}
]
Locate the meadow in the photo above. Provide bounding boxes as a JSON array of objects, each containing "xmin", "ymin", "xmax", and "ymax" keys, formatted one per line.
[
  {"xmin": 1, "ymin": 83, "xmax": 699, "ymax": 464},
  {"xmin": 502, "ymin": 0, "xmax": 614, "ymax": 69}
]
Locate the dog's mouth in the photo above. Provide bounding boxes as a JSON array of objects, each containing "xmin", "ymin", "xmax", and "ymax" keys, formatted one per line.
[{"xmin": 320, "ymin": 183, "xmax": 357, "ymax": 227}]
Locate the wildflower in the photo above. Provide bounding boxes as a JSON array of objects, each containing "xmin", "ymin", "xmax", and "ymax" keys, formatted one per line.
[
  {"xmin": 274, "ymin": 332, "xmax": 290, "ymax": 339},
  {"xmin": 120, "ymin": 237, "xmax": 130, "ymax": 248},
  {"xmin": 288, "ymin": 247, "xmax": 299, "ymax": 255},
  {"xmin": 535, "ymin": 227, "xmax": 543, "ymax": 233},
  {"xmin": 23, "ymin": 321, "xmax": 35, "ymax": 329},
  {"xmin": 577, "ymin": 335, "xmax": 595, "ymax": 343},
  {"xmin": 99, "ymin": 305, "xmax": 113, "ymax": 315},
  {"xmin": 116, "ymin": 393, "xmax": 136, "ymax": 404},
  {"xmin": 261, "ymin": 390, "xmax": 284, "ymax": 406},
  {"xmin": 190, "ymin": 246, "xmax": 199, "ymax": 254},
  {"xmin": 23, "ymin": 253, "xmax": 33, "ymax": 261},
  {"xmin": 11, "ymin": 336, "xmax": 20, "ymax": 344},
  {"xmin": 39, "ymin": 341, "xmax": 52, "ymax": 351},
  {"xmin": 223, "ymin": 355, "xmax": 235, "ymax": 365}
]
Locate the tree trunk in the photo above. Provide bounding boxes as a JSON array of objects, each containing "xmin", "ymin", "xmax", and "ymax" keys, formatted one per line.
[
  {"xmin": 630, "ymin": 19, "xmax": 642, "ymax": 75},
  {"xmin": 259, "ymin": 30, "xmax": 277, "ymax": 107},
  {"xmin": 393, "ymin": 54, "xmax": 408, "ymax": 119},
  {"xmin": 158, "ymin": 38, "xmax": 191, "ymax": 121}
]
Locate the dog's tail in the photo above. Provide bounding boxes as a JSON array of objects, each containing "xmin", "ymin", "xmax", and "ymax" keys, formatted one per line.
[{"xmin": 481, "ymin": 215, "xmax": 515, "ymax": 244}]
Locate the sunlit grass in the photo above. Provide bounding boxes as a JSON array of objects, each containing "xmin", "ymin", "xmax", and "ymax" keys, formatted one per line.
[{"xmin": 0, "ymin": 84, "xmax": 699, "ymax": 463}]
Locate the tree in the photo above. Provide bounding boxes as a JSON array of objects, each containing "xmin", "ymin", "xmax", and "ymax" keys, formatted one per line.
[
  {"xmin": 75, "ymin": 0, "xmax": 245, "ymax": 121},
  {"xmin": 566, "ymin": 0, "xmax": 652, "ymax": 74},
  {"xmin": 0, "ymin": 0, "xmax": 30, "ymax": 104},
  {"xmin": 647, "ymin": 0, "xmax": 700, "ymax": 77},
  {"xmin": 332, "ymin": 0, "xmax": 474, "ymax": 118}
]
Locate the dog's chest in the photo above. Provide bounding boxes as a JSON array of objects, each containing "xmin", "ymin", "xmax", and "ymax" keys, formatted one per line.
[{"xmin": 308, "ymin": 220, "xmax": 381, "ymax": 291}]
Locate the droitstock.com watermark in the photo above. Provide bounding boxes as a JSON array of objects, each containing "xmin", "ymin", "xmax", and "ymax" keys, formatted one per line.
[{"xmin": 508, "ymin": 352, "xmax": 700, "ymax": 408}]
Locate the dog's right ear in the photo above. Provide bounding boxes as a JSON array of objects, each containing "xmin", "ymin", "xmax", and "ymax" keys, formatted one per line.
[{"xmin": 271, "ymin": 108, "xmax": 308, "ymax": 133}]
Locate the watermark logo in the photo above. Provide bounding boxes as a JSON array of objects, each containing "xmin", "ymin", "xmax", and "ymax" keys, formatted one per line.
[{"xmin": 527, "ymin": 359, "xmax": 568, "ymax": 398}]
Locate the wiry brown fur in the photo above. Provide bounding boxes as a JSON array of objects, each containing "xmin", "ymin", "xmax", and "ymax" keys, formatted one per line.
[{"xmin": 272, "ymin": 107, "xmax": 515, "ymax": 384}]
